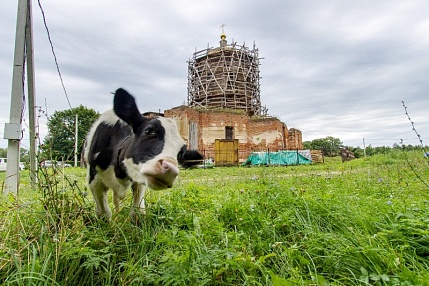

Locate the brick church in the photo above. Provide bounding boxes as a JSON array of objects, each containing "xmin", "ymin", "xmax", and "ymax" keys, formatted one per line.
[{"xmin": 163, "ymin": 31, "xmax": 302, "ymax": 164}]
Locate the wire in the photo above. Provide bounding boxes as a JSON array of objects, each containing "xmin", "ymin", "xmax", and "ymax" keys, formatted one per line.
[
  {"xmin": 402, "ymin": 101, "xmax": 427, "ymax": 152},
  {"xmin": 37, "ymin": 0, "xmax": 72, "ymax": 109}
]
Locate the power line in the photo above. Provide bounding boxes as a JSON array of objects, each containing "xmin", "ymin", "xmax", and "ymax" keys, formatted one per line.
[{"xmin": 37, "ymin": 0, "xmax": 72, "ymax": 109}]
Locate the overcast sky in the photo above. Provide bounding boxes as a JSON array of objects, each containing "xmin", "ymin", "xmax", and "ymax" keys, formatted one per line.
[{"xmin": 1, "ymin": 0, "xmax": 428, "ymax": 150}]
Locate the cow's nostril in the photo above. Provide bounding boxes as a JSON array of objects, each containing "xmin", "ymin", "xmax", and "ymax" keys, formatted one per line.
[
  {"xmin": 160, "ymin": 160, "xmax": 179, "ymax": 176},
  {"xmin": 160, "ymin": 160, "xmax": 168, "ymax": 169}
]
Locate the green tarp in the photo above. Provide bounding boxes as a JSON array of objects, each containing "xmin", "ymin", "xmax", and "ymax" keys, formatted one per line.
[{"xmin": 242, "ymin": 150, "xmax": 312, "ymax": 166}]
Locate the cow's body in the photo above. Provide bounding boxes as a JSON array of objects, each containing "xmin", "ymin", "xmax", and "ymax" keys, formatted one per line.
[{"xmin": 84, "ymin": 88, "xmax": 202, "ymax": 219}]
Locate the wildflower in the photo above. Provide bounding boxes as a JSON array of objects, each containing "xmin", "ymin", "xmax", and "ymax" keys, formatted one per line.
[
  {"xmin": 394, "ymin": 257, "xmax": 400, "ymax": 266},
  {"xmin": 387, "ymin": 201, "xmax": 392, "ymax": 205},
  {"xmin": 271, "ymin": 242, "xmax": 284, "ymax": 248}
]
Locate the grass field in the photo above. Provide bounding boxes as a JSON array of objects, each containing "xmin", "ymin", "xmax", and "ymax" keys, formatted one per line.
[{"xmin": 1, "ymin": 151, "xmax": 428, "ymax": 285}]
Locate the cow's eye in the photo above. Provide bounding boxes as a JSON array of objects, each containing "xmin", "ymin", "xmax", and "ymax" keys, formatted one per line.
[{"xmin": 144, "ymin": 127, "xmax": 156, "ymax": 137}]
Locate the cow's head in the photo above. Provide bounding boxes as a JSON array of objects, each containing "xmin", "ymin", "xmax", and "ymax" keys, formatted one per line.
[{"xmin": 113, "ymin": 88, "xmax": 202, "ymax": 190}]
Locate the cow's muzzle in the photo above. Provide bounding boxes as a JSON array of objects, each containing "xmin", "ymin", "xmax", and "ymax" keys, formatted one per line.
[{"xmin": 145, "ymin": 159, "xmax": 179, "ymax": 190}]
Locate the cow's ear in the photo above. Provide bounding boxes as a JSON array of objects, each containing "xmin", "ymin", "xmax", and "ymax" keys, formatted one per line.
[
  {"xmin": 178, "ymin": 145, "xmax": 204, "ymax": 168},
  {"xmin": 113, "ymin": 88, "xmax": 147, "ymax": 131}
]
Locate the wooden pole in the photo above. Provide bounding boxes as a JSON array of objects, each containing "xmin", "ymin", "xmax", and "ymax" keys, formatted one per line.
[{"xmin": 26, "ymin": 0, "xmax": 37, "ymax": 189}]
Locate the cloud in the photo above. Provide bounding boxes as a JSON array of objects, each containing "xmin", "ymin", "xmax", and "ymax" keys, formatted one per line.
[{"xmin": 1, "ymin": 0, "xmax": 428, "ymax": 150}]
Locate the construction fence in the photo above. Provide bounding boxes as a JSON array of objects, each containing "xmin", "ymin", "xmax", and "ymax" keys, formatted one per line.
[{"xmin": 196, "ymin": 148, "xmax": 324, "ymax": 167}]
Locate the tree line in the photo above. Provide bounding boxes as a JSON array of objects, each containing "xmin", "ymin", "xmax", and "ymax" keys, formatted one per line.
[{"xmin": 303, "ymin": 136, "xmax": 428, "ymax": 158}]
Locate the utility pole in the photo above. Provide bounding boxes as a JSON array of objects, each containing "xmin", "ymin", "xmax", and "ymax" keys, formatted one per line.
[
  {"xmin": 363, "ymin": 138, "xmax": 367, "ymax": 158},
  {"xmin": 26, "ymin": 0, "xmax": 37, "ymax": 189},
  {"xmin": 4, "ymin": 0, "xmax": 36, "ymax": 195},
  {"xmin": 74, "ymin": 114, "xmax": 78, "ymax": 167}
]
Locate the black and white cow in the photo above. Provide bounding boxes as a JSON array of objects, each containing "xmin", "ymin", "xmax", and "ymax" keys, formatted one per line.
[{"xmin": 84, "ymin": 88, "xmax": 203, "ymax": 219}]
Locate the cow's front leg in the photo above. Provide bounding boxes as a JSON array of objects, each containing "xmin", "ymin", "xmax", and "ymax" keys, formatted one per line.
[
  {"xmin": 90, "ymin": 179, "xmax": 111, "ymax": 220},
  {"xmin": 131, "ymin": 182, "xmax": 146, "ymax": 219}
]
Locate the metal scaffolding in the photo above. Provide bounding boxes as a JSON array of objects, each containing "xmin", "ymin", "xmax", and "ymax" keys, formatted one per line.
[{"xmin": 187, "ymin": 34, "xmax": 266, "ymax": 116}]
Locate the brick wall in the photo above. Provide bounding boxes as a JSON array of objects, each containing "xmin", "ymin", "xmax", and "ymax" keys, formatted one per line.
[
  {"xmin": 287, "ymin": 128, "xmax": 303, "ymax": 150},
  {"xmin": 164, "ymin": 106, "xmax": 303, "ymax": 160}
]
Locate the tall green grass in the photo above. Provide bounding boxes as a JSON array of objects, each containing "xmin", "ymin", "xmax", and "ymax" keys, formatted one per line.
[{"xmin": 1, "ymin": 150, "xmax": 428, "ymax": 285}]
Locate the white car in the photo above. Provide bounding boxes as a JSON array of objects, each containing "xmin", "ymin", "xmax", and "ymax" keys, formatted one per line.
[
  {"xmin": 40, "ymin": 160, "xmax": 72, "ymax": 168},
  {"xmin": 0, "ymin": 158, "xmax": 25, "ymax": 171}
]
